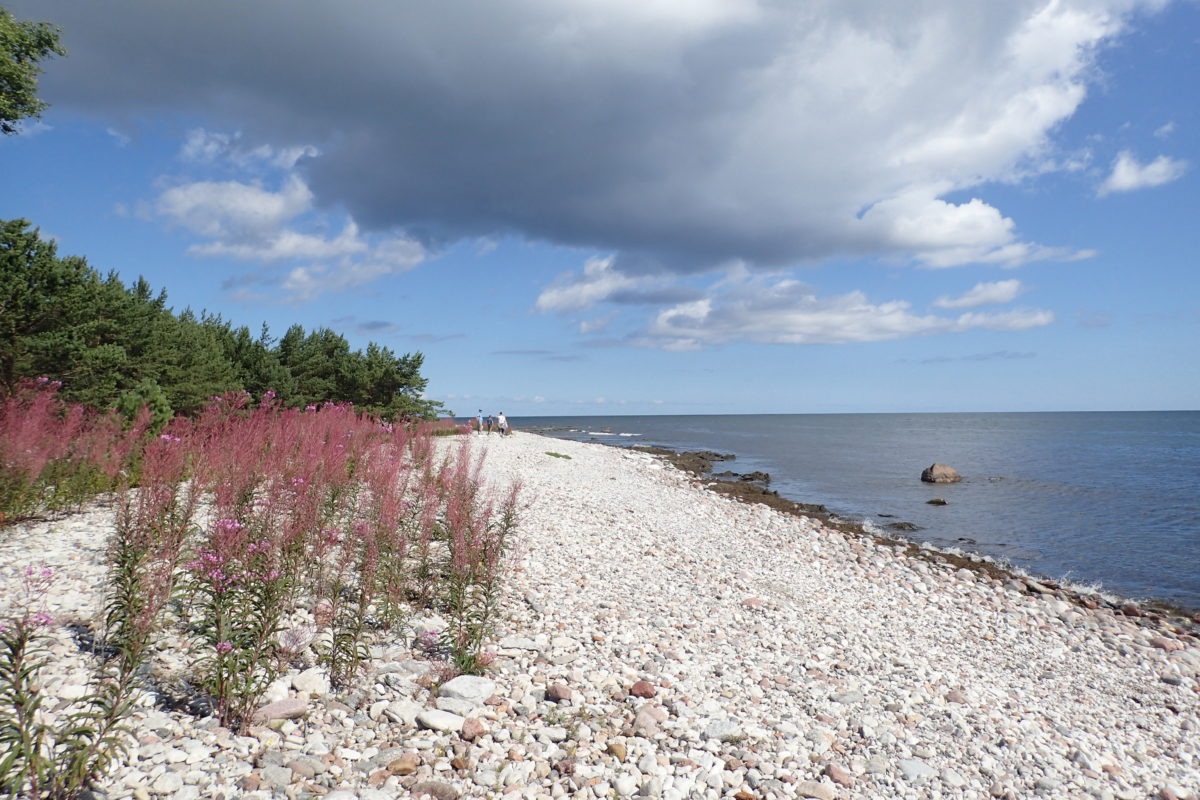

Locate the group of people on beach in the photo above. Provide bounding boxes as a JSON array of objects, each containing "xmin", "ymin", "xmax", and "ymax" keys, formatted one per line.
[{"xmin": 476, "ymin": 410, "xmax": 510, "ymax": 436}]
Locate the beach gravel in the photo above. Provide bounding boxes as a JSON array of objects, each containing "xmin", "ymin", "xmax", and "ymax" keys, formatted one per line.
[{"xmin": 1, "ymin": 431, "xmax": 1197, "ymax": 799}]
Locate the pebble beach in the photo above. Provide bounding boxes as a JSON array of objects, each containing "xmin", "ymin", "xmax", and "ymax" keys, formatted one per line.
[{"xmin": 2, "ymin": 430, "xmax": 1197, "ymax": 800}]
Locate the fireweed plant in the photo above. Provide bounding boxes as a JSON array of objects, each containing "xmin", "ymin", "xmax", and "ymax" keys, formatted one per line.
[
  {"xmin": 0, "ymin": 379, "xmax": 147, "ymax": 524},
  {"xmin": 2, "ymin": 390, "xmax": 520, "ymax": 749}
]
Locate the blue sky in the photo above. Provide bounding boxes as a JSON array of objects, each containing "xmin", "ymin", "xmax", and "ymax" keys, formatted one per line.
[{"xmin": 2, "ymin": 0, "xmax": 1197, "ymax": 416}]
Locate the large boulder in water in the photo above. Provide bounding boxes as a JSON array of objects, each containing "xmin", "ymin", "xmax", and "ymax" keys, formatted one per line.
[{"xmin": 921, "ymin": 463, "xmax": 962, "ymax": 484}]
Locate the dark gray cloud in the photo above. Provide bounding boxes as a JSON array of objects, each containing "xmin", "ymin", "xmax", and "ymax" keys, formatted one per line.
[{"xmin": 15, "ymin": 0, "xmax": 1156, "ymax": 273}]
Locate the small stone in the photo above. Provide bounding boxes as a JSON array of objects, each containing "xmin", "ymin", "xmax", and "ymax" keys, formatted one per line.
[
  {"xmin": 59, "ymin": 684, "xmax": 89, "ymax": 701},
  {"xmin": 824, "ymin": 763, "xmax": 854, "ymax": 787},
  {"xmin": 615, "ymin": 775, "xmax": 639, "ymax": 796},
  {"xmin": 439, "ymin": 675, "xmax": 496, "ymax": 706},
  {"xmin": 261, "ymin": 764, "xmax": 293, "ymax": 786},
  {"xmin": 411, "ymin": 780, "xmax": 460, "ymax": 800},
  {"xmin": 417, "ymin": 709, "xmax": 465, "ymax": 733},
  {"xmin": 546, "ymin": 683, "xmax": 573, "ymax": 702},
  {"xmin": 286, "ymin": 759, "xmax": 316, "ymax": 779},
  {"xmin": 291, "ymin": 667, "xmax": 330, "ymax": 696},
  {"xmin": 795, "ymin": 780, "xmax": 835, "ymax": 800},
  {"xmin": 460, "ymin": 717, "xmax": 487, "ymax": 741},
  {"xmin": 238, "ymin": 775, "xmax": 261, "ymax": 792},
  {"xmin": 630, "ymin": 680, "xmax": 657, "ymax": 698},
  {"xmin": 543, "ymin": 726, "xmax": 568, "ymax": 742},
  {"xmin": 741, "ymin": 597, "xmax": 763, "ymax": 609},
  {"xmin": 1149, "ymin": 636, "xmax": 1182, "ymax": 652},
  {"xmin": 703, "ymin": 719, "xmax": 743, "ymax": 743},
  {"xmin": 382, "ymin": 700, "xmax": 423, "ymax": 726},
  {"xmin": 436, "ymin": 696, "xmax": 476, "ymax": 716},
  {"xmin": 251, "ymin": 697, "xmax": 307, "ymax": 724},
  {"xmin": 388, "ymin": 753, "xmax": 420, "ymax": 775},
  {"xmin": 1035, "ymin": 776, "xmax": 1060, "ymax": 791},
  {"xmin": 898, "ymin": 759, "xmax": 937, "ymax": 783},
  {"xmin": 152, "ymin": 773, "xmax": 183, "ymax": 794},
  {"xmin": 865, "ymin": 756, "xmax": 888, "ymax": 774},
  {"xmin": 946, "ymin": 689, "xmax": 967, "ymax": 704},
  {"xmin": 941, "ymin": 768, "xmax": 967, "ymax": 787},
  {"xmin": 450, "ymin": 755, "xmax": 471, "ymax": 771},
  {"xmin": 608, "ymin": 742, "xmax": 628, "ymax": 762}
]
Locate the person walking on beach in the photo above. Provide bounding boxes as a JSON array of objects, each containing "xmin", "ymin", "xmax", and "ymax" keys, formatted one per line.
[
  {"xmin": 485, "ymin": 414, "xmax": 494, "ymax": 434},
  {"xmin": 476, "ymin": 409, "xmax": 484, "ymax": 435},
  {"xmin": 497, "ymin": 411, "xmax": 509, "ymax": 436}
]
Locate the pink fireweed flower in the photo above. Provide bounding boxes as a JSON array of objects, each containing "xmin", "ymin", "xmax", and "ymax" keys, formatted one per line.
[
  {"xmin": 262, "ymin": 390, "xmax": 276, "ymax": 401},
  {"xmin": 263, "ymin": 569, "xmax": 282, "ymax": 582},
  {"xmin": 417, "ymin": 629, "xmax": 441, "ymax": 651},
  {"xmin": 31, "ymin": 612, "xmax": 53, "ymax": 628},
  {"xmin": 159, "ymin": 433, "xmax": 181, "ymax": 443},
  {"xmin": 215, "ymin": 641, "xmax": 233, "ymax": 655},
  {"xmin": 291, "ymin": 477, "xmax": 306, "ymax": 487}
]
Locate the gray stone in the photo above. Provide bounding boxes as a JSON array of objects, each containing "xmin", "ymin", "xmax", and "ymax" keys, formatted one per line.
[
  {"xmin": 638, "ymin": 776, "xmax": 663, "ymax": 798},
  {"xmin": 703, "ymin": 719, "xmax": 743, "ymax": 742},
  {"xmin": 250, "ymin": 697, "xmax": 307, "ymax": 723},
  {"xmin": 941, "ymin": 768, "xmax": 968, "ymax": 787},
  {"xmin": 435, "ymin": 696, "xmax": 476, "ymax": 717},
  {"xmin": 417, "ymin": 709, "xmax": 465, "ymax": 733},
  {"xmin": 795, "ymin": 781, "xmax": 835, "ymax": 800},
  {"xmin": 261, "ymin": 764, "xmax": 293, "ymax": 786},
  {"xmin": 542, "ymin": 726, "xmax": 569, "ymax": 742},
  {"xmin": 898, "ymin": 759, "xmax": 938, "ymax": 783},
  {"xmin": 498, "ymin": 635, "xmax": 539, "ymax": 651},
  {"xmin": 151, "ymin": 773, "xmax": 182, "ymax": 794},
  {"xmin": 439, "ymin": 675, "xmax": 496, "ymax": 706},
  {"xmin": 411, "ymin": 780, "xmax": 459, "ymax": 800},
  {"xmin": 292, "ymin": 667, "xmax": 330, "ymax": 696},
  {"xmin": 921, "ymin": 463, "xmax": 962, "ymax": 483},
  {"xmin": 615, "ymin": 775, "xmax": 639, "ymax": 796},
  {"xmin": 382, "ymin": 699, "xmax": 423, "ymax": 726}
]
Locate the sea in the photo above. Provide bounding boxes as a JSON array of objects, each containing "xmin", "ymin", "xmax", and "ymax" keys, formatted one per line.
[{"xmin": 507, "ymin": 412, "xmax": 1200, "ymax": 612}]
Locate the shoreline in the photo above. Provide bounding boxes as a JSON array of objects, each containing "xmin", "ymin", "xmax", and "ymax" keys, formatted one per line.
[
  {"xmin": 1, "ymin": 430, "xmax": 1197, "ymax": 799},
  {"xmin": 526, "ymin": 425, "xmax": 1200, "ymax": 630}
]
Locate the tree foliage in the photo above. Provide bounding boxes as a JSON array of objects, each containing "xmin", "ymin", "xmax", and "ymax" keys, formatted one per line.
[
  {"xmin": 0, "ymin": 219, "xmax": 441, "ymax": 419},
  {"xmin": 0, "ymin": 6, "xmax": 65, "ymax": 135}
]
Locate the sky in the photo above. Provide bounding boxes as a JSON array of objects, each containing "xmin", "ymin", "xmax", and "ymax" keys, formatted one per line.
[{"xmin": 2, "ymin": 0, "xmax": 1197, "ymax": 416}]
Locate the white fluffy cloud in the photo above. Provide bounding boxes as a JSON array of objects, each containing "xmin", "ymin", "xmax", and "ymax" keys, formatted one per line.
[
  {"xmin": 935, "ymin": 279, "xmax": 1025, "ymax": 309},
  {"xmin": 22, "ymin": 0, "xmax": 1170, "ymax": 272},
  {"xmin": 635, "ymin": 274, "xmax": 1052, "ymax": 350},
  {"xmin": 154, "ymin": 131, "xmax": 424, "ymax": 302},
  {"xmin": 1098, "ymin": 150, "xmax": 1189, "ymax": 195},
  {"xmin": 535, "ymin": 257, "xmax": 645, "ymax": 313}
]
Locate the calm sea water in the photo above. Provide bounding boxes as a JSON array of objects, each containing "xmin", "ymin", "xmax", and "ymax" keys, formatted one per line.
[{"xmin": 509, "ymin": 412, "xmax": 1200, "ymax": 611}]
